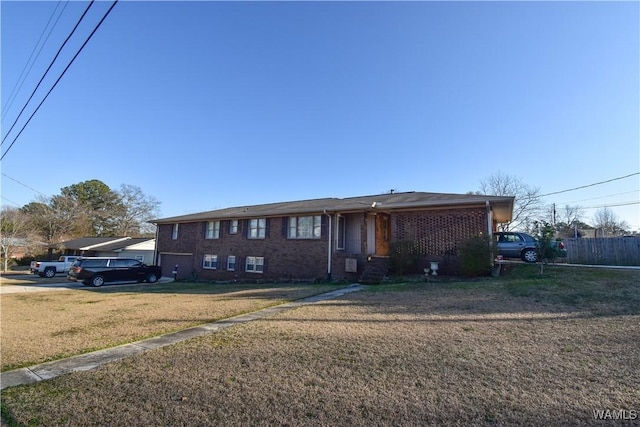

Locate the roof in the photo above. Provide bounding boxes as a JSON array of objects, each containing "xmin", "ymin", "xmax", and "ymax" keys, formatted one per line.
[
  {"xmin": 54, "ymin": 237, "xmax": 128, "ymax": 250},
  {"xmin": 152, "ymin": 191, "xmax": 515, "ymax": 224},
  {"xmin": 93, "ymin": 238, "xmax": 155, "ymax": 252},
  {"xmin": 56, "ymin": 237, "xmax": 154, "ymax": 251}
]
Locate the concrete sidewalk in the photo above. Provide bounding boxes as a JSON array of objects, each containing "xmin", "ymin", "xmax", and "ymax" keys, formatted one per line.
[{"xmin": 0, "ymin": 284, "xmax": 366, "ymax": 391}]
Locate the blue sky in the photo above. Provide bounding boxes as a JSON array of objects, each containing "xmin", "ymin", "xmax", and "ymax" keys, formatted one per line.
[{"xmin": 1, "ymin": 1, "xmax": 639, "ymax": 230}]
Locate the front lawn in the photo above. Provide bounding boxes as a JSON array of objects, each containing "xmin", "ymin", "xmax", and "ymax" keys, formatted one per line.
[
  {"xmin": 0, "ymin": 282, "xmax": 343, "ymax": 371},
  {"xmin": 2, "ymin": 265, "xmax": 639, "ymax": 426}
]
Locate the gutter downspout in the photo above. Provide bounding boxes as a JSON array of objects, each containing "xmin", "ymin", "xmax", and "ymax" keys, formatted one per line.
[
  {"xmin": 152, "ymin": 222, "xmax": 159, "ymax": 266},
  {"xmin": 325, "ymin": 210, "xmax": 332, "ymax": 282},
  {"xmin": 486, "ymin": 200, "xmax": 493, "ymax": 236},
  {"xmin": 487, "ymin": 201, "xmax": 498, "ymax": 274}
]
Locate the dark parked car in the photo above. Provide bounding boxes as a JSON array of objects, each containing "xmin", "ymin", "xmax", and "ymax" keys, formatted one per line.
[
  {"xmin": 494, "ymin": 231, "xmax": 566, "ymax": 263},
  {"xmin": 67, "ymin": 257, "xmax": 161, "ymax": 287}
]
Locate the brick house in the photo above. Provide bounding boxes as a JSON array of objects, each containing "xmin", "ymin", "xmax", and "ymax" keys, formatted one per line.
[{"xmin": 152, "ymin": 191, "xmax": 514, "ymax": 282}]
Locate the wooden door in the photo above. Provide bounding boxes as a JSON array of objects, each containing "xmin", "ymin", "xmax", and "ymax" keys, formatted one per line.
[{"xmin": 375, "ymin": 214, "xmax": 391, "ymax": 256}]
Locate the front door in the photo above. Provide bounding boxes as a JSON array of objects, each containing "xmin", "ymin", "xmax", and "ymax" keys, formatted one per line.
[{"xmin": 375, "ymin": 213, "xmax": 391, "ymax": 256}]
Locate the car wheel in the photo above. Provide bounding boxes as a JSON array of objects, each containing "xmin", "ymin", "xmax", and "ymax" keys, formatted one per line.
[
  {"xmin": 146, "ymin": 273, "xmax": 158, "ymax": 283},
  {"xmin": 91, "ymin": 275, "xmax": 105, "ymax": 287},
  {"xmin": 44, "ymin": 268, "xmax": 56, "ymax": 278},
  {"xmin": 521, "ymin": 249, "xmax": 538, "ymax": 263}
]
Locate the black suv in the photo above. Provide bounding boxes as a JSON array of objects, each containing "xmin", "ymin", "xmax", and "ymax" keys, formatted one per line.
[{"xmin": 67, "ymin": 257, "xmax": 162, "ymax": 287}]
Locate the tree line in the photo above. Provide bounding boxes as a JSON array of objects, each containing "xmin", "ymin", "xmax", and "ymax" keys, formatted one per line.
[
  {"xmin": 1, "ymin": 179, "xmax": 160, "ymax": 267},
  {"xmin": 1, "ymin": 174, "xmax": 633, "ymax": 270},
  {"xmin": 475, "ymin": 172, "xmax": 632, "ymax": 237}
]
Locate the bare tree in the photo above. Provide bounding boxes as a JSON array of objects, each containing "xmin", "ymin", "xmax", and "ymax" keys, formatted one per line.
[
  {"xmin": 557, "ymin": 204, "xmax": 583, "ymax": 227},
  {"xmin": 111, "ymin": 184, "xmax": 161, "ymax": 236},
  {"xmin": 21, "ymin": 196, "xmax": 92, "ymax": 247},
  {"xmin": 0, "ymin": 207, "xmax": 33, "ymax": 271},
  {"xmin": 542, "ymin": 204, "xmax": 585, "ymax": 237},
  {"xmin": 479, "ymin": 172, "xmax": 543, "ymax": 231},
  {"xmin": 593, "ymin": 207, "xmax": 629, "ymax": 237}
]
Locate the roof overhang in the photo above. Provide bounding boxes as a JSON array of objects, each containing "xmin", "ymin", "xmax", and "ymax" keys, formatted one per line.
[{"xmin": 152, "ymin": 192, "xmax": 515, "ymax": 225}]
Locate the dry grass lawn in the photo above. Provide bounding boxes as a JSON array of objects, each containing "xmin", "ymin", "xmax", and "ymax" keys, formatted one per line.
[
  {"xmin": 0, "ymin": 281, "xmax": 342, "ymax": 371},
  {"xmin": 2, "ymin": 265, "xmax": 639, "ymax": 426}
]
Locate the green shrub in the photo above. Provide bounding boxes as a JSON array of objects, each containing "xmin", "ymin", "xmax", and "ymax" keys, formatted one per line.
[
  {"xmin": 458, "ymin": 234, "xmax": 495, "ymax": 277},
  {"xmin": 15, "ymin": 256, "xmax": 35, "ymax": 266},
  {"xmin": 389, "ymin": 240, "xmax": 419, "ymax": 275}
]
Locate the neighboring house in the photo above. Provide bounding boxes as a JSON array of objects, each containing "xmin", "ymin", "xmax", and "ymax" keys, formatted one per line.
[
  {"xmin": 152, "ymin": 191, "xmax": 514, "ymax": 282},
  {"xmin": 0, "ymin": 237, "xmax": 44, "ymax": 260},
  {"xmin": 54, "ymin": 237, "xmax": 156, "ymax": 264}
]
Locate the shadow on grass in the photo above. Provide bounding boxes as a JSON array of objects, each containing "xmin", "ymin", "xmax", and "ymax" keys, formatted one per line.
[
  {"xmin": 353, "ymin": 264, "xmax": 640, "ymax": 318},
  {"xmin": 73, "ymin": 281, "xmax": 346, "ymax": 299}
]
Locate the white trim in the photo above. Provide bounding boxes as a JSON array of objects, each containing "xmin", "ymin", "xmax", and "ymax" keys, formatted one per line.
[{"xmin": 78, "ymin": 237, "xmax": 131, "ymax": 251}]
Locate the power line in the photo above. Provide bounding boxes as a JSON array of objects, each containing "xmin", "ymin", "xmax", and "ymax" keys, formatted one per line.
[
  {"xmin": 556, "ymin": 189, "xmax": 640, "ymax": 205},
  {"xmin": 539, "ymin": 172, "xmax": 640, "ymax": 197},
  {"xmin": 0, "ymin": 0, "xmax": 119, "ymax": 162},
  {"xmin": 0, "ymin": 196, "xmax": 22, "ymax": 207},
  {"xmin": 1, "ymin": 1, "xmax": 69, "ymax": 121},
  {"xmin": 1, "ymin": 173, "xmax": 48, "ymax": 197},
  {"xmin": 579, "ymin": 201, "xmax": 640, "ymax": 209},
  {"xmin": 1, "ymin": 0, "xmax": 95, "ymax": 146}
]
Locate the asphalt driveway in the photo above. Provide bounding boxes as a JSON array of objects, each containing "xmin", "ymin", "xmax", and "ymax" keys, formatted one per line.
[{"xmin": 0, "ymin": 276, "xmax": 175, "ymax": 294}]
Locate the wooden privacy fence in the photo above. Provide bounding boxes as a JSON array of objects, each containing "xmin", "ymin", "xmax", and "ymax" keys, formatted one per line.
[{"xmin": 564, "ymin": 237, "xmax": 640, "ymax": 266}]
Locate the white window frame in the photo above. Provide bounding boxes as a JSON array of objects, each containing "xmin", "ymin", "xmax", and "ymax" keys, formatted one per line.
[
  {"xmin": 203, "ymin": 254, "xmax": 218, "ymax": 269},
  {"xmin": 227, "ymin": 255, "xmax": 236, "ymax": 271},
  {"xmin": 172, "ymin": 223, "xmax": 179, "ymax": 240},
  {"xmin": 248, "ymin": 218, "xmax": 266, "ymax": 239},
  {"xmin": 288, "ymin": 215, "xmax": 321, "ymax": 239},
  {"xmin": 205, "ymin": 221, "xmax": 220, "ymax": 239},
  {"xmin": 245, "ymin": 256, "xmax": 264, "ymax": 273},
  {"xmin": 230, "ymin": 219, "xmax": 238, "ymax": 234}
]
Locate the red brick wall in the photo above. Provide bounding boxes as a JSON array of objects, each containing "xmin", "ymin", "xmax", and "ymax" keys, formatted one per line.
[
  {"xmin": 156, "ymin": 207, "xmax": 489, "ymax": 281},
  {"xmin": 393, "ymin": 207, "xmax": 487, "ymax": 256},
  {"xmin": 157, "ymin": 217, "xmax": 328, "ymax": 281}
]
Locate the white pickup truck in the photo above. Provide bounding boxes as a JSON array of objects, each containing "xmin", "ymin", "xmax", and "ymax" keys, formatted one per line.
[{"xmin": 30, "ymin": 256, "xmax": 79, "ymax": 278}]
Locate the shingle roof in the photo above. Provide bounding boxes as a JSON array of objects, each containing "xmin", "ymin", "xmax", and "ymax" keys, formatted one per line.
[
  {"xmin": 152, "ymin": 191, "xmax": 515, "ymax": 224},
  {"xmin": 54, "ymin": 237, "xmax": 129, "ymax": 250}
]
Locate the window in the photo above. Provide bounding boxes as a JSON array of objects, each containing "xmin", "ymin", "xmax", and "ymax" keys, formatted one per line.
[
  {"xmin": 82, "ymin": 259, "xmax": 108, "ymax": 268},
  {"xmin": 205, "ymin": 221, "xmax": 220, "ymax": 239},
  {"xmin": 245, "ymin": 256, "xmax": 264, "ymax": 273},
  {"xmin": 135, "ymin": 255, "xmax": 144, "ymax": 262},
  {"xmin": 337, "ymin": 215, "xmax": 346, "ymax": 250},
  {"xmin": 230, "ymin": 220, "xmax": 238, "ymax": 234},
  {"xmin": 227, "ymin": 255, "xmax": 236, "ymax": 271},
  {"xmin": 288, "ymin": 215, "xmax": 321, "ymax": 239},
  {"xmin": 110, "ymin": 259, "xmax": 127, "ymax": 267},
  {"xmin": 172, "ymin": 223, "xmax": 179, "ymax": 240},
  {"xmin": 203, "ymin": 254, "xmax": 218, "ymax": 269},
  {"xmin": 248, "ymin": 218, "xmax": 266, "ymax": 239}
]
